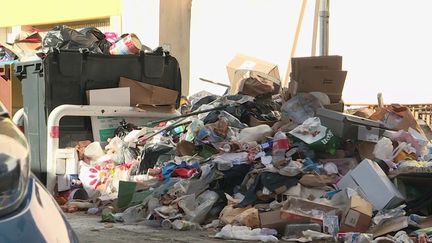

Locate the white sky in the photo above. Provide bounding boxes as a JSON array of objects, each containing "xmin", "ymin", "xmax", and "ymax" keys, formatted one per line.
[{"xmin": 189, "ymin": 0, "xmax": 432, "ymax": 104}]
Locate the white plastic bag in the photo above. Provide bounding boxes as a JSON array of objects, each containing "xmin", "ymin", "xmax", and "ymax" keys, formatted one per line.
[{"xmin": 215, "ymin": 224, "xmax": 279, "ymax": 242}]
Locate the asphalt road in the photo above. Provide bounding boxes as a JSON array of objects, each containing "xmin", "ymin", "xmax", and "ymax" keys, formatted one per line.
[{"xmin": 65, "ymin": 212, "xmax": 230, "ymax": 243}]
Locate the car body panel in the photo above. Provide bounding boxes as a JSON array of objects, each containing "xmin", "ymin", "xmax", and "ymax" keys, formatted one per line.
[{"xmin": 0, "ymin": 176, "xmax": 78, "ymax": 243}]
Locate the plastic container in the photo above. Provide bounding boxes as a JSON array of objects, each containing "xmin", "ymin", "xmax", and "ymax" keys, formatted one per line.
[
  {"xmin": 272, "ymin": 131, "xmax": 289, "ymax": 163},
  {"xmin": 284, "ymin": 223, "xmax": 322, "ymax": 238}
]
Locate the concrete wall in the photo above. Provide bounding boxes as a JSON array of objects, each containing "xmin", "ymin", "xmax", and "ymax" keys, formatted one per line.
[{"xmin": 159, "ymin": 0, "xmax": 191, "ymax": 96}]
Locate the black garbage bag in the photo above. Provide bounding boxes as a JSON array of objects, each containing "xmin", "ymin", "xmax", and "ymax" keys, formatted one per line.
[
  {"xmin": 43, "ymin": 25, "xmax": 111, "ymax": 54},
  {"xmin": 139, "ymin": 143, "xmax": 176, "ymax": 173},
  {"xmin": 79, "ymin": 27, "xmax": 112, "ymax": 54}
]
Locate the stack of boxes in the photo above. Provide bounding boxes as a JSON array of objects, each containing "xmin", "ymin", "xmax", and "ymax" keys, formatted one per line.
[{"xmin": 289, "ymin": 55, "xmax": 347, "ymax": 112}]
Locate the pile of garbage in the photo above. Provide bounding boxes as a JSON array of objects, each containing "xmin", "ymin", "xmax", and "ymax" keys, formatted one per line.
[
  {"xmin": 0, "ymin": 25, "xmax": 146, "ymax": 63},
  {"xmin": 52, "ymin": 53, "xmax": 432, "ymax": 243}
]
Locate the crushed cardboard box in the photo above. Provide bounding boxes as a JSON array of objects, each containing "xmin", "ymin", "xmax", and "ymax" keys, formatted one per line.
[
  {"xmin": 340, "ymin": 194, "xmax": 373, "ymax": 233},
  {"xmin": 280, "ymin": 197, "xmax": 339, "ymax": 225}
]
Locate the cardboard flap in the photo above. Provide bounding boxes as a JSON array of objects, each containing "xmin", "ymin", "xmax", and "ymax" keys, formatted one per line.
[
  {"xmin": 350, "ymin": 195, "xmax": 373, "ymax": 217},
  {"xmin": 119, "ymin": 77, "xmax": 178, "ymax": 106},
  {"xmin": 59, "ymin": 52, "xmax": 83, "ymax": 77},
  {"xmin": 143, "ymin": 55, "xmax": 165, "ymax": 78}
]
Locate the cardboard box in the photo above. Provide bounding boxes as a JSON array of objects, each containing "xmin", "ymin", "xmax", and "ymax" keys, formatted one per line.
[
  {"xmin": 324, "ymin": 101, "xmax": 344, "ymax": 112},
  {"xmin": 291, "ymin": 55, "xmax": 343, "ymax": 82},
  {"xmin": 317, "ymin": 108, "xmax": 388, "ymax": 140},
  {"xmin": 56, "ymin": 148, "xmax": 79, "ymax": 175},
  {"xmin": 356, "ymin": 142, "xmax": 376, "ymax": 160},
  {"xmin": 280, "ymin": 197, "xmax": 339, "ymax": 225},
  {"xmin": 88, "ymin": 87, "xmax": 130, "ymax": 143},
  {"xmin": 226, "ymin": 54, "xmax": 280, "ymax": 84},
  {"xmin": 296, "ymin": 70, "xmax": 347, "ymax": 103},
  {"xmin": 289, "ymin": 55, "xmax": 345, "ymax": 102},
  {"xmin": 119, "ymin": 77, "xmax": 178, "ymax": 106},
  {"xmin": 259, "ymin": 209, "xmax": 288, "ymax": 233},
  {"xmin": 337, "ymin": 159, "xmax": 405, "ymax": 210},
  {"xmin": 340, "ymin": 194, "xmax": 373, "ymax": 233},
  {"xmin": 357, "ymin": 125, "xmax": 385, "ymax": 143}
]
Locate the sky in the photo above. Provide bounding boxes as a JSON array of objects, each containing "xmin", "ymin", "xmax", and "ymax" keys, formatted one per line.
[{"xmin": 189, "ymin": 0, "xmax": 432, "ymax": 105}]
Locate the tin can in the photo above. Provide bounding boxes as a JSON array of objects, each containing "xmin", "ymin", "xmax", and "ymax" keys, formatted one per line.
[{"xmin": 109, "ymin": 33, "xmax": 142, "ymax": 55}]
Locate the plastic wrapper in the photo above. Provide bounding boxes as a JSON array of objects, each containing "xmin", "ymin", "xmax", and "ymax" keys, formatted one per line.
[
  {"xmin": 177, "ymin": 190, "xmax": 219, "ymax": 224},
  {"xmin": 0, "ymin": 45, "xmax": 17, "ymax": 63},
  {"xmin": 105, "ymin": 136, "xmax": 139, "ymax": 164},
  {"xmin": 238, "ymin": 125, "xmax": 274, "ymax": 143},
  {"xmin": 289, "ymin": 117, "xmax": 340, "ymax": 155},
  {"xmin": 79, "ymin": 160, "xmax": 134, "ymax": 199},
  {"xmin": 215, "ymin": 224, "xmax": 278, "ymax": 242},
  {"xmin": 281, "ymin": 93, "xmax": 323, "ymax": 124},
  {"xmin": 337, "ymin": 232, "xmax": 373, "ymax": 243},
  {"xmin": 372, "ymin": 204, "xmax": 406, "ymax": 225},
  {"xmin": 42, "ymin": 25, "xmax": 111, "ymax": 54}
]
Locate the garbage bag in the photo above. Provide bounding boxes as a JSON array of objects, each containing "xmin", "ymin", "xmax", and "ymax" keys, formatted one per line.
[
  {"xmin": 215, "ymin": 224, "xmax": 278, "ymax": 242},
  {"xmin": 178, "ymin": 190, "xmax": 219, "ymax": 224},
  {"xmin": 80, "ymin": 27, "xmax": 112, "ymax": 54},
  {"xmin": 43, "ymin": 25, "xmax": 111, "ymax": 54},
  {"xmin": 281, "ymin": 93, "xmax": 323, "ymax": 124},
  {"xmin": 139, "ymin": 143, "xmax": 175, "ymax": 173}
]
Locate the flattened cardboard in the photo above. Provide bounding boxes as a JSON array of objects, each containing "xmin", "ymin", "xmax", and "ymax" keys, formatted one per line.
[
  {"xmin": 369, "ymin": 216, "xmax": 409, "ymax": 237},
  {"xmin": 340, "ymin": 195, "xmax": 373, "ymax": 233},
  {"xmin": 119, "ymin": 77, "xmax": 178, "ymax": 106},
  {"xmin": 227, "ymin": 54, "xmax": 280, "ymax": 83}
]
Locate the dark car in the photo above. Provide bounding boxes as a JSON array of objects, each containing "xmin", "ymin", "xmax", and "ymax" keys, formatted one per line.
[{"xmin": 0, "ymin": 103, "xmax": 78, "ymax": 243}]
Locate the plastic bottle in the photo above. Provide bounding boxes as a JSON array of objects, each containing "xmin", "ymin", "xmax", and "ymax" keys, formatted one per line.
[
  {"xmin": 272, "ymin": 131, "xmax": 289, "ymax": 163},
  {"xmin": 259, "ymin": 140, "xmax": 273, "ymax": 151}
]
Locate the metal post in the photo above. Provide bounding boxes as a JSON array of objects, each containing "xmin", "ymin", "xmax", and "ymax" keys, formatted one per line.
[{"xmin": 319, "ymin": 0, "xmax": 330, "ymax": 56}]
